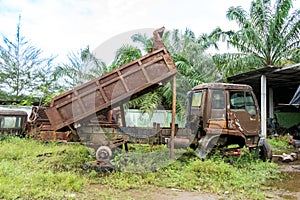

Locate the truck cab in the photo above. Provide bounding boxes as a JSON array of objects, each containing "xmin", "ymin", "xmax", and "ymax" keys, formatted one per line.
[{"xmin": 186, "ymin": 83, "xmax": 271, "ymax": 160}]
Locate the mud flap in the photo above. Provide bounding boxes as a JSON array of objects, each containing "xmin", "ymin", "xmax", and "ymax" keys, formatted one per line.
[{"xmin": 195, "ymin": 135, "xmax": 220, "ymax": 159}]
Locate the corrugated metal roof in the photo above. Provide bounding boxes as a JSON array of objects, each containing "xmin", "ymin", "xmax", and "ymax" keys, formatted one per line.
[
  {"xmin": 192, "ymin": 82, "xmax": 252, "ymax": 90},
  {"xmin": 227, "ymin": 63, "xmax": 300, "ymax": 88}
]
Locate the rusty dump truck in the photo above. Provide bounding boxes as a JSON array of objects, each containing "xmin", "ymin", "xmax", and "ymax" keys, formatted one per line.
[{"xmin": 6, "ymin": 27, "xmax": 272, "ymax": 163}]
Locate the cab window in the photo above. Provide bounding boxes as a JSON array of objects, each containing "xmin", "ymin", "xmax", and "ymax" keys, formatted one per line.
[
  {"xmin": 245, "ymin": 92, "xmax": 257, "ymax": 115},
  {"xmin": 230, "ymin": 91, "xmax": 257, "ymax": 115},
  {"xmin": 192, "ymin": 91, "xmax": 203, "ymax": 107},
  {"xmin": 230, "ymin": 92, "xmax": 245, "ymax": 109},
  {"xmin": 212, "ymin": 90, "xmax": 225, "ymax": 109},
  {"xmin": 210, "ymin": 89, "xmax": 226, "ymax": 120},
  {"xmin": 0, "ymin": 116, "xmax": 22, "ymax": 128}
]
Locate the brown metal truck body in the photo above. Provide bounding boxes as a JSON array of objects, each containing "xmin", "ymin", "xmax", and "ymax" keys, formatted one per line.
[
  {"xmin": 187, "ymin": 83, "xmax": 260, "ymax": 145},
  {"xmin": 45, "ymin": 30, "xmax": 177, "ymax": 132},
  {"xmin": 29, "ymin": 27, "xmax": 178, "ymax": 144},
  {"xmin": 26, "ymin": 27, "xmax": 271, "ymax": 162},
  {"xmin": 185, "ymin": 83, "xmax": 272, "ymax": 159},
  {"xmin": 75, "ymin": 82, "xmax": 272, "ymax": 161}
]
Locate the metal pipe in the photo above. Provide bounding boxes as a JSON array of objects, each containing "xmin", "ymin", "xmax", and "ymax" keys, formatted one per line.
[{"xmin": 261, "ymin": 75, "xmax": 267, "ymax": 137}]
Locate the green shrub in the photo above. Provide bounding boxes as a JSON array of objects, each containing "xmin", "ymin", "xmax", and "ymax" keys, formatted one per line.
[
  {"xmin": 96, "ymin": 148, "xmax": 281, "ymax": 199},
  {"xmin": 0, "ymin": 137, "xmax": 282, "ymax": 200},
  {"xmin": 268, "ymin": 136, "xmax": 293, "ymax": 154},
  {"xmin": 111, "ymin": 144, "xmax": 186, "ymax": 172},
  {"xmin": 0, "ymin": 137, "xmax": 94, "ymax": 200}
]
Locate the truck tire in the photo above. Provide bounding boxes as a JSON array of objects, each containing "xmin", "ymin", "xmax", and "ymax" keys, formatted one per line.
[
  {"xmin": 258, "ymin": 139, "xmax": 272, "ymax": 162},
  {"xmin": 96, "ymin": 146, "xmax": 113, "ymax": 162}
]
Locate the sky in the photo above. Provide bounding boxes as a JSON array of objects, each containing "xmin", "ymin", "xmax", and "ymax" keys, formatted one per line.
[{"xmin": 0, "ymin": 0, "xmax": 299, "ymax": 63}]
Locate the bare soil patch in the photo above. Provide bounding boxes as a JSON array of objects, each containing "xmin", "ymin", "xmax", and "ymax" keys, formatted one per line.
[{"xmin": 265, "ymin": 153, "xmax": 300, "ymax": 199}]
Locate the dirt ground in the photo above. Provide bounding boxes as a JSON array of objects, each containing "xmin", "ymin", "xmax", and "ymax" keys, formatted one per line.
[{"xmin": 267, "ymin": 156, "xmax": 300, "ymax": 200}]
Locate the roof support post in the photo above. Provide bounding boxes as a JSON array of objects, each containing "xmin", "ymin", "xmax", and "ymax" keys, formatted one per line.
[
  {"xmin": 170, "ymin": 75, "xmax": 176, "ymax": 160},
  {"xmin": 269, "ymin": 87, "xmax": 274, "ymax": 119},
  {"xmin": 261, "ymin": 75, "xmax": 267, "ymax": 137}
]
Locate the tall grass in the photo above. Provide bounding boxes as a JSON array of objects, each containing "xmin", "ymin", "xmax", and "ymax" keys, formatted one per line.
[
  {"xmin": 98, "ymin": 147, "xmax": 281, "ymax": 199},
  {"xmin": 0, "ymin": 137, "xmax": 282, "ymax": 200},
  {"xmin": 0, "ymin": 137, "xmax": 94, "ymax": 199}
]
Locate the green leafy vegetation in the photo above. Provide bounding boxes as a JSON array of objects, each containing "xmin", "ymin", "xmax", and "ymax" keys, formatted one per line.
[
  {"xmin": 0, "ymin": 137, "xmax": 281, "ymax": 199},
  {"xmin": 0, "ymin": 137, "xmax": 94, "ymax": 199},
  {"xmin": 111, "ymin": 144, "xmax": 187, "ymax": 172},
  {"xmin": 127, "ymin": 29, "xmax": 218, "ymax": 118},
  {"xmin": 98, "ymin": 148, "xmax": 280, "ymax": 199},
  {"xmin": 268, "ymin": 136, "xmax": 294, "ymax": 154},
  {"xmin": 207, "ymin": 0, "xmax": 300, "ymax": 79},
  {"xmin": 0, "ymin": 16, "xmax": 59, "ymax": 103}
]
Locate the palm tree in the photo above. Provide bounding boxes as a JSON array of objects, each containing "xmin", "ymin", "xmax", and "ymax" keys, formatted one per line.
[
  {"xmin": 127, "ymin": 29, "xmax": 217, "ymax": 119},
  {"xmin": 109, "ymin": 44, "xmax": 142, "ymax": 71},
  {"xmin": 54, "ymin": 46, "xmax": 107, "ymax": 89},
  {"xmin": 209, "ymin": 0, "xmax": 300, "ymax": 79},
  {"xmin": 55, "ymin": 44, "xmax": 142, "ymax": 91}
]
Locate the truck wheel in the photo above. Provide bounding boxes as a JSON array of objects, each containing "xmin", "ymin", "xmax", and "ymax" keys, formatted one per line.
[
  {"xmin": 258, "ymin": 139, "xmax": 272, "ymax": 162},
  {"xmin": 96, "ymin": 146, "xmax": 113, "ymax": 162}
]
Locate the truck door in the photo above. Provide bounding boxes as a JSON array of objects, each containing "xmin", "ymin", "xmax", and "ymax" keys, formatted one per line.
[
  {"xmin": 186, "ymin": 90, "xmax": 203, "ymax": 134},
  {"xmin": 207, "ymin": 89, "xmax": 226, "ymax": 129},
  {"xmin": 228, "ymin": 91, "xmax": 260, "ymax": 136}
]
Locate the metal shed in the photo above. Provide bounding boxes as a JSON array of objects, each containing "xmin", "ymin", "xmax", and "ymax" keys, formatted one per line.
[{"xmin": 227, "ymin": 63, "xmax": 300, "ymax": 137}]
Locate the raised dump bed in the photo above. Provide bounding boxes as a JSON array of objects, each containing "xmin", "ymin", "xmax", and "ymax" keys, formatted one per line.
[{"xmin": 46, "ymin": 28, "xmax": 178, "ymax": 131}]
